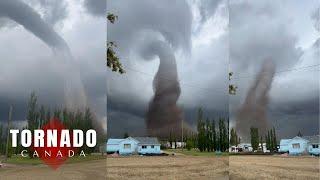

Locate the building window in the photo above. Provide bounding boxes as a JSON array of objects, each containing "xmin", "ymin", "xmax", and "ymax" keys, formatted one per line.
[
  {"xmin": 151, "ymin": 145, "xmax": 154, "ymax": 148},
  {"xmin": 124, "ymin": 144, "xmax": 131, "ymax": 149},
  {"xmin": 312, "ymin": 144, "xmax": 319, "ymax": 148},
  {"xmin": 142, "ymin": 145, "xmax": 147, "ymax": 149},
  {"xmin": 292, "ymin": 143, "xmax": 300, "ymax": 149}
]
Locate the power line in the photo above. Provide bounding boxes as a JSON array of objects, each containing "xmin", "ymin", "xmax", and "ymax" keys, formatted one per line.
[
  {"xmin": 120, "ymin": 57, "xmax": 229, "ymax": 92},
  {"xmin": 129, "ymin": 66, "xmax": 228, "ymax": 103},
  {"xmin": 125, "ymin": 66, "xmax": 227, "ymax": 95},
  {"xmin": 116, "ymin": 57, "xmax": 320, "ymax": 94},
  {"xmin": 232, "ymin": 64, "xmax": 320, "ymax": 80}
]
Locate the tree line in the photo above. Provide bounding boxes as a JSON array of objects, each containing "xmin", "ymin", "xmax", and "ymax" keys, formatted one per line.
[
  {"xmin": 184, "ymin": 108, "xmax": 229, "ymax": 152},
  {"xmin": 174, "ymin": 108, "xmax": 280, "ymax": 153},
  {"xmin": 250, "ymin": 127, "xmax": 277, "ymax": 152},
  {"xmin": 0, "ymin": 92, "xmax": 99, "ymax": 157}
]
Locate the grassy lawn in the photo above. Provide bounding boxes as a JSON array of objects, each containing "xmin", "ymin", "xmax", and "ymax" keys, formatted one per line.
[
  {"xmin": 166, "ymin": 149, "xmax": 229, "ymax": 157},
  {"xmin": 3, "ymin": 154, "xmax": 106, "ymax": 165}
]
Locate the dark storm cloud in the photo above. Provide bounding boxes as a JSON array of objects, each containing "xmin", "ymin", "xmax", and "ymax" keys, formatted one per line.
[
  {"xmin": 106, "ymin": 0, "xmax": 195, "ymax": 136},
  {"xmin": 229, "ymin": 1, "xmax": 302, "ymax": 72},
  {"xmin": 270, "ymin": 97, "xmax": 319, "ymax": 138},
  {"xmin": 229, "ymin": 0, "xmax": 319, "ymax": 140},
  {"xmin": 106, "ymin": 0, "xmax": 231, "ymax": 137},
  {"xmin": 0, "ymin": 97, "xmax": 27, "ymax": 122},
  {"xmin": 107, "ymin": 0, "xmax": 192, "ymax": 53}
]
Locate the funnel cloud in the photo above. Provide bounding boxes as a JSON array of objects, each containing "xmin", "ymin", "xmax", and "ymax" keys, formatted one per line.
[
  {"xmin": 0, "ymin": 0, "xmax": 87, "ymax": 110},
  {"xmin": 141, "ymin": 41, "xmax": 183, "ymax": 138},
  {"xmin": 236, "ymin": 60, "xmax": 275, "ymax": 142}
]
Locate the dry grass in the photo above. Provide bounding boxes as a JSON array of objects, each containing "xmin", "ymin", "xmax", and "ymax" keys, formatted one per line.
[
  {"xmin": 229, "ymin": 155, "xmax": 320, "ymax": 180},
  {"xmin": 0, "ymin": 159, "xmax": 107, "ymax": 180},
  {"xmin": 107, "ymin": 155, "xmax": 228, "ymax": 180},
  {"xmin": 0, "ymin": 154, "xmax": 318, "ymax": 180}
]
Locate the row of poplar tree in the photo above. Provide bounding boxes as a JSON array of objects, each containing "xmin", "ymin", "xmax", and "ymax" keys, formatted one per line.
[
  {"xmin": 181, "ymin": 107, "xmax": 279, "ymax": 153},
  {"xmin": 250, "ymin": 127, "xmax": 277, "ymax": 152},
  {"xmin": 184, "ymin": 108, "xmax": 229, "ymax": 152},
  {"xmin": 0, "ymin": 92, "xmax": 97, "ymax": 156}
]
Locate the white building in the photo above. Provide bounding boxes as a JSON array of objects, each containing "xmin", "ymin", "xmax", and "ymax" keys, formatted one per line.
[
  {"xmin": 279, "ymin": 135, "xmax": 320, "ymax": 155},
  {"xmin": 106, "ymin": 137, "xmax": 161, "ymax": 155},
  {"xmin": 229, "ymin": 143, "xmax": 269, "ymax": 153}
]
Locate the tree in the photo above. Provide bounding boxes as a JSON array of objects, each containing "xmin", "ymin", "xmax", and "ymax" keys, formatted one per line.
[
  {"xmin": 270, "ymin": 129, "xmax": 274, "ymax": 152},
  {"xmin": 197, "ymin": 108, "xmax": 205, "ymax": 152},
  {"xmin": 272, "ymin": 127, "xmax": 277, "ymax": 152},
  {"xmin": 266, "ymin": 131, "xmax": 270, "ymax": 150},
  {"xmin": 169, "ymin": 130, "xmax": 173, "ymax": 148},
  {"xmin": 260, "ymin": 136, "xmax": 263, "ymax": 152},
  {"xmin": 38, "ymin": 105, "xmax": 45, "ymax": 128},
  {"xmin": 250, "ymin": 127, "xmax": 259, "ymax": 151},
  {"xmin": 205, "ymin": 118, "xmax": 211, "ymax": 151},
  {"xmin": 297, "ymin": 131, "xmax": 303, "ymax": 137},
  {"xmin": 26, "ymin": 92, "xmax": 39, "ymax": 158},
  {"xmin": 265, "ymin": 135, "xmax": 268, "ymax": 151},
  {"xmin": 217, "ymin": 118, "xmax": 228, "ymax": 151},
  {"xmin": 212, "ymin": 120, "xmax": 216, "ymax": 151},
  {"xmin": 222, "ymin": 119, "xmax": 228, "ymax": 151},
  {"xmin": 107, "ymin": 13, "xmax": 125, "ymax": 74},
  {"xmin": 27, "ymin": 92, "xmax": 38, "ymax": 130},
  {"xmin": 0, "ymin": 124, "xmax": 3, "ymax": 154},
  {"xmin": 230, "ymin": 128, "xmax": 238, "ymax": 146},
  {"xmin": 186, "ymin": 138, "xmax": 192, "ymax": 151}
]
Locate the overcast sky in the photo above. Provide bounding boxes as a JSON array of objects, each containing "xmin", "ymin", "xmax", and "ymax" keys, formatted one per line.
[
  {"xmin": 229, "ymin": 0, "xmax": 319, "ymax": 139},
  {"xmin": 0, "ymin": 0, "xmax": 107, "ymax": 129},
  {"xmin": 0, "ymin": 0, "xmax": 318, "ymax": 140},
  {"xmin": 106, "ymin": 0, "xmax": 230, "ymax": 137},
  {"xmin": 107, "ymin": 0, "xmax": 319, "ymax": 139}
]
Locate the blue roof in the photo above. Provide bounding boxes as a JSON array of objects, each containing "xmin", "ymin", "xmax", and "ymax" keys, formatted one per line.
[{"xmin": 107, "ymin": 139, "xmax": 125, "ymax": 144}]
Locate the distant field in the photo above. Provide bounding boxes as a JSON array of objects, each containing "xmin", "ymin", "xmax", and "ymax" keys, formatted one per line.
[
  {"xmin": 230, "ymin": 155, "xmax": 320, "ymax": 179},
  {"xmin": 107, "ymin": 155, "xmax": 229, "ymax": 180},
  {"xmin": 166, "ymin": 149, "xmax": 228, "ymax": 156}
]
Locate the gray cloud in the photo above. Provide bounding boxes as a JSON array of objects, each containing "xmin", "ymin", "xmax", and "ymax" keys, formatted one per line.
[
  {"xmin": 229, "ymin": 0, "xmax": 319, "ymax": 140},
  {"xmin": 28, "ymin": 0, "xmax": 68, "ymax": 25},
  {"xmin": 311, "ymin": 7, "xmax": 319, "ymax": 32},
  {"xmin": 84, "ymin": 0, "xmax": 106, "ymax": 16},
  {"xmin": 199, "ymin": 0, "xmax": 223, "ymax": 23},
  {"xmin": 0, "ymin": 0, "xmax": 106, "ymax": 130},
  {"xmin": 106, "ymin": 0, "xmax": 229, "ymax": 137},
  {"xmin": 0, "ymin": 0, "xmax": 69, "ymax": 52}
]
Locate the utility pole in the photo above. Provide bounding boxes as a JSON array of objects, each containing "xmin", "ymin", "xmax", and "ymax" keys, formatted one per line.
[{"xmin": 5, "ymin": 105, "xmax": 13, "ymax": 162}]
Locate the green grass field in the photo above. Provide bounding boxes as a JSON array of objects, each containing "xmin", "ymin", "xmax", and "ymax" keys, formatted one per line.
[{"xmin": 166, "ymin": 149, "xmax": 229, "ymax": 156}]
